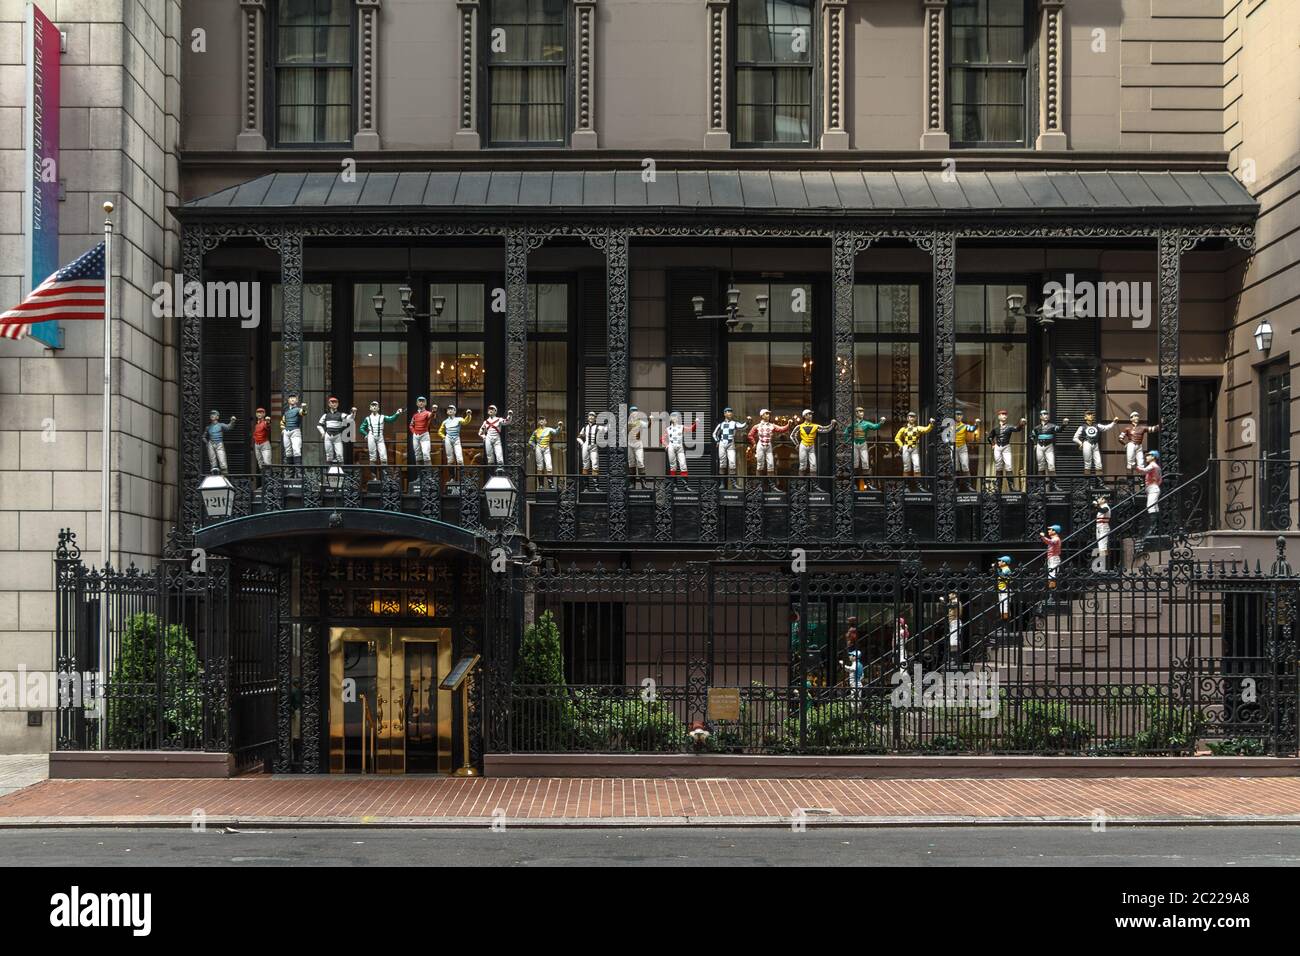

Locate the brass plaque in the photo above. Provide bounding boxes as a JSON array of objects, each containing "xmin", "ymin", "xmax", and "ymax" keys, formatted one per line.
[{"xmin": 707, "ymin": 687, "xmax": 741, "ymax": 722}]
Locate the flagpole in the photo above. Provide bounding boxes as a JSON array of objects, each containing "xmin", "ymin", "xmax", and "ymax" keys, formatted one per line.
[{"xmin": 99, "ymin": 201, "xmax": 113, "ymax": 738}]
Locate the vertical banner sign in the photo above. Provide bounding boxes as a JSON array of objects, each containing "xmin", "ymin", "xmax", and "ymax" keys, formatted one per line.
[{"xmin": 24, "ymin": 2, "xmax": 61, "ymax": 349}]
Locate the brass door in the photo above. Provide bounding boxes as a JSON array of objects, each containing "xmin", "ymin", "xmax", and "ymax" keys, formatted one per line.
[{"xmin": 328, "ymin": 627, "xmax": 453, "ymax": 774}]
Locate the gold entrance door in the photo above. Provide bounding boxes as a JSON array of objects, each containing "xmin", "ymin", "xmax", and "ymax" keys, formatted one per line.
[{"xmin": 329, "ymin": 627, "xmax": 453, "ymax": 774}]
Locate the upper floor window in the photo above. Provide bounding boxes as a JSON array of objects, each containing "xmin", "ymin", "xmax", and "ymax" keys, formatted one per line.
[
  {"xmin": 734, "ymin": 0, "xmax": 815, "ymax": 147},
  {"xmin": 486, "ymin": 0, "xmax": 568, "ymax": 146},
  {"xmin": 274, "ymin": 0, "xmax": 354, "ymax": 146},
  {"xmin": 949, "ymin": 0, "xmax": 1031, "ymax": 147}
]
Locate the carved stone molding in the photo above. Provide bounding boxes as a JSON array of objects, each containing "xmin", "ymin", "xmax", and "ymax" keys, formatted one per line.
[
  {"xmin": 454, "ymin": 1, "xmax": 481, "ymax": 150},
  {"xmin": 237, "ymin": 0, "xmax": 267, "ymax": 150},
  {"xmin": 705, "ymin": 0, "xmax": 731, "ymax": 149},
  {"xmin": 354, "ymin": 0, "xmax": 382, "ymax": 150},
  {"xmin": 920, "ymin": 0, "xmax": 949, "ymax": 150},
  {"xmin": 1036, "ymin": 0, "xmax": 1067, "ymax": 151},
  {"xmin": 573, "ymin": 0, "xmax": 598, "ymax": 148},
  {"xmin": 822, "ymin": 0, "xmax": 849, "ymax": 149}
]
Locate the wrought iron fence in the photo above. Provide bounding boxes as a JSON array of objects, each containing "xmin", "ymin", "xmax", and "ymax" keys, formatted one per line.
[
  {"xmin": 496, "ymin": 537, "xmax": 1298, "ymax": 756},
  {"xmin": 54, "ymin": 530, "xmax": 279, "ymax": 770}
]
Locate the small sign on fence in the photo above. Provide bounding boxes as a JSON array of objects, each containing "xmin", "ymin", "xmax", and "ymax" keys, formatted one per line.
[{"xmin": 707, "ymin": 687, "xmax": 741, "ymax": 722}]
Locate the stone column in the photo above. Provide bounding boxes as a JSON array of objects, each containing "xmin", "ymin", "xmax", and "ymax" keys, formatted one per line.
[
  {"xmin": 1035, "ymin": 0, "xmax": 1067, "ymax": 150},
  {"xmin": 237, "ymin": 0, "xmax": 267, "ymax": 150},
  {"xmin": 821, "ymin": 0, "xmax": 849, "ymax": 148},
  {"xmin": 454, "ymin": 0, "xmax": 481, "ymax": 149},
  {"xmin": 920, "ymin": 0, "xmax": 949, "ymax": 150},
  {"xmin": 704, "ymin": 0, "xmax": 731, "ymax": 149},
  {"xmin": 354, "ymin": 0, "xmax": 382, "ymax": 150},
  {"xmin": 572, "ymin": 0, "xmax": 599, "ymax": 148}
]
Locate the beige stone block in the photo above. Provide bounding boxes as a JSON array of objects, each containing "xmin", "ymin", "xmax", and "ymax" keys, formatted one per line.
[
  {"xmin": 51, "ymin": 470, "xmax": 100, "ymax": 510},
  {"xmin": 0, "ymin": 429, "xmax": 15, "ymax": 469},
  {"xmin": 0, "ymin": 592, "xmax": 17, "ymax": 631},
  {"xmin": 54, "ymin": 0, "xmax": 126, "ymax": 23},
  {"xmin": 0, "ymin": 552, "xmax": 51, "ymax": 591},
  {"xmin": 0, "ymin": 21, "xmax": 21, "ymax": 65},
  {"xmin": 20, "ymin": 428, "xmax": 87, "ymax": 470},
  {"xmin": 16, "ymin": 590, "xmax": 53, "ymax": 633},
  {"xmin": 89, "ymin": 22, "xmax": 123, "ymax": 66},
  {"xmin": 20, "ymin": 357, "xmax": 88, "ymax": 395},
  {"xmin": 0, "ymin": 394, "xmax": 54, "ymax": 432},
  {"xmin": 0, "ymin": 712, "xmax": 52, "ymax": 755},
  {"xmin": 0, "ymin": 630, "xmax": 54, "ymax": 672},
  {"xmin": 0, "ymin": 469, "xmax": 52, "ymax": 511},
  {"xmin": 19, "ymin": 510, "xmax": 92, "ymax": 553}
]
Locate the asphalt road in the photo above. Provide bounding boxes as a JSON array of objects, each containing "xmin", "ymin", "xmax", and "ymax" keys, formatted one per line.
[{"xmin": 1, "ymin": 826, "xmax": 1297, "ymax": 866}]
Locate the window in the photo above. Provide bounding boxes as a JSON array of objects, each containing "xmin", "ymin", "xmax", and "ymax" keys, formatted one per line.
[
  {"xmin": 486, "ymin": 0, "xmax": 568, "ymax": 146},
  {"xmin": 273, "ymin": 0, "xmax": 354, "ymax": 146},
  {"xmin": 949, "ymin": 0, "xmax": 1031, "ymax": 146},
  {"xmin": 735, "ymin": 0, "xmax": 815, "ymax": 147},
  {"xmin": 954, "ymin": 283, "xmax": 1029, "ymax": 477},
  {"xmin": 726, "ymin": 282, "xmax": 813, "ymax": 474},
  {"xmin": 853, "ymin": 285, "xmax": 921, "ymax": 477},
  {"xmin": 271, "ymin": 284, "xmax": 333, "ymax": 465},
  {"xmin": 353, "ymin": 284, "xmax": 411, "ymax": 464},
  {"xmin": 429, "ymin": 284, "xmax": 487, "ymax": 462},
  {"xmin": 528, "ymin": 283, "xmax": 571, "ymax": 475}
]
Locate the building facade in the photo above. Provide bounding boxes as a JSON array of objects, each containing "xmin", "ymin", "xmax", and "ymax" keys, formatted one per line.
[{"xmin": 4, "ymin": 0, "xmax": 1298, "ymax": 766}]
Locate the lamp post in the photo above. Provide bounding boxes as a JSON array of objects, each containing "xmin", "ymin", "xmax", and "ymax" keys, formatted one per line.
[{"xmin": 692, "ymin": 284, "xmax": 768, "ymax": 332}]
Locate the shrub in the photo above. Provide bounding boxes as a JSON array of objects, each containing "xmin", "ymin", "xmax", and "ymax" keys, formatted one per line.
[
  {"xmin": 1207, "ymin": 737, "xmax": 1268, "ymax": 756},
  {"xmin": 1001, "ymin": 699, "xmax": 1092, "ymax": 752},
  {"xmin": 107, "ymin": 612, "xmax": 202, "ymax": 749}
]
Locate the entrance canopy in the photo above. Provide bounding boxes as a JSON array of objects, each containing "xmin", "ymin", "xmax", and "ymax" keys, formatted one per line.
[{"xmin": 179, "ymin": 167, "xmax": 1257, "ymax": 227}]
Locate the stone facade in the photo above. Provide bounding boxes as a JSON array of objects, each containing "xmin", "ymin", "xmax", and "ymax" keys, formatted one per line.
[{"xmin": 0, "ymin": 0, "xmax": 181, "ymax": 752}]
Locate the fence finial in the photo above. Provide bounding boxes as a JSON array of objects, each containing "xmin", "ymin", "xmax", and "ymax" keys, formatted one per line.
[
  {"xmin": 56, "ymin": 528, "xmax": 81, "ymax": 560},
  {"xmin": 1271, "ymin": 535, "xmax": 1291, "ymax": 577}
]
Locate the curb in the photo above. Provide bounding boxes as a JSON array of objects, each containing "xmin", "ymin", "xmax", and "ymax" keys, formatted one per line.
[{"xmin": 2, "ymin": 814, "xmax": 1300, "ymax": 829}]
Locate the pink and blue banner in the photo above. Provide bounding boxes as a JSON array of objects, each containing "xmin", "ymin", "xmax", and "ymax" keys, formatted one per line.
[{"xmin": 24, "ymin": 2, "xmax": 61, "ymax": 349}]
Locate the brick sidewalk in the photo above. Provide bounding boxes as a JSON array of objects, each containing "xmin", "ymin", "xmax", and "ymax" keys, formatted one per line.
[{"xmin": 2, "ymin": 775, "xmax": 1300, "ymax": 826}]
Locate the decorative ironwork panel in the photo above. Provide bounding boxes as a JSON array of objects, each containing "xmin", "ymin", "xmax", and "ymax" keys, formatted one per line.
[
  {"xmin": 417, "ymin": 467, "xmax": 440, "ymax": 519},
  {"xmin": 557, "ymin": 477, "xmax": 578, "ymax": 541},
  {"xmin": 263, "ymin": 467, "xmax": 283, "ymax": 511},
  {"xmin": 1158, "ymin": 229, "xmax": 1184, "ymax": 480},
  {"xmin": 302, "ymin": 470, "xmax": 321, "ymax": 508},
  {"xmin": 699, "ymin": 476, "xmax": 720, "ymax": 543},
  {"xmin": 274, "ymin": 565, "xmax": 292, "ymax": 773},
  {"xmin": 1026, "ymin": 481, "xmax": 1047, "ymax": 540},
  {"xmin": 380, "ymin": 467, "xmax": 401, "ymax": 511},
  {"xmin": 504, "ymin": 228, "xmax": 538, "ymax": 479},
  {"xmin": 790, "ymin": 481, "xmax": 809, "ymax": 544},
  {"xmin": 277, "ymin": 228, "xmax": 305, "ymax": 401},
  {"xmin": 180, "ymin": 228, "xmax": 207, "ymax": 537},
  {"xmin": 831, "ymin": 230, "xmax": 873, "ymax": 540},
  {"xmin": 459, "ymin": 468, "xmax": 480, "ymax": 530},
  {"xmin": 342, "ymin": 469, "xmax": 362, "ymax": 508},
  {"xmin": 916, "ymin": 232, "xmax": 957, "ymax": 541},
  {"xmin": 886, "ymin": 482, "xmax": 905, "ymax": 545},
  {"xmin": 654, "ymin": 480, "xmax": 674, "ymax": 542},
  {"xmin": 300, "ymin": 621, "xmax": 320, "ymax": 773},
  {"xmin": 744, "ymin": 480, "xmax": 764, "ymax": 546}
]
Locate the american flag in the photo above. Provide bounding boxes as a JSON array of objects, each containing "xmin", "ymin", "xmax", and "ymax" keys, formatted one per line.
[{"xmin": 0, "ymin": 242, "xmax": 106, "ymax": 340}]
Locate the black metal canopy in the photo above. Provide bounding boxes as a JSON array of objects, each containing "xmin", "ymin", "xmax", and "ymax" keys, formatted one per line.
[{"xmin": 177, "ymin": 168, "xmax": 1257, "ymax": 223}]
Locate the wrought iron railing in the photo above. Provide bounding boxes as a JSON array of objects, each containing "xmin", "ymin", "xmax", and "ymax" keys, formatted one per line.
[{"xmin": 499, "ymin": 542, "xmax": 1298, "ymax": 756}]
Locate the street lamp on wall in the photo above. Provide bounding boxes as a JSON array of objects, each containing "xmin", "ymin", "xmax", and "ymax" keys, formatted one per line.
[
  {"xmin": 199, "ymin": 470, "xmax": 234, "ymax": 519},
  {"xmin": 483, "ymin": 468, "xmax": 519, "ymax": 523},
  {"xmin": 692, "ymin": 285, "xmax": 768, "ymax": 332},
  {"xmin": 1254, "ymin": 319, "xmax": 1274, "ymax": 354},
  {"xmin": 372, "ymin": 284, "xmax": 446, "ymax": 332}
]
